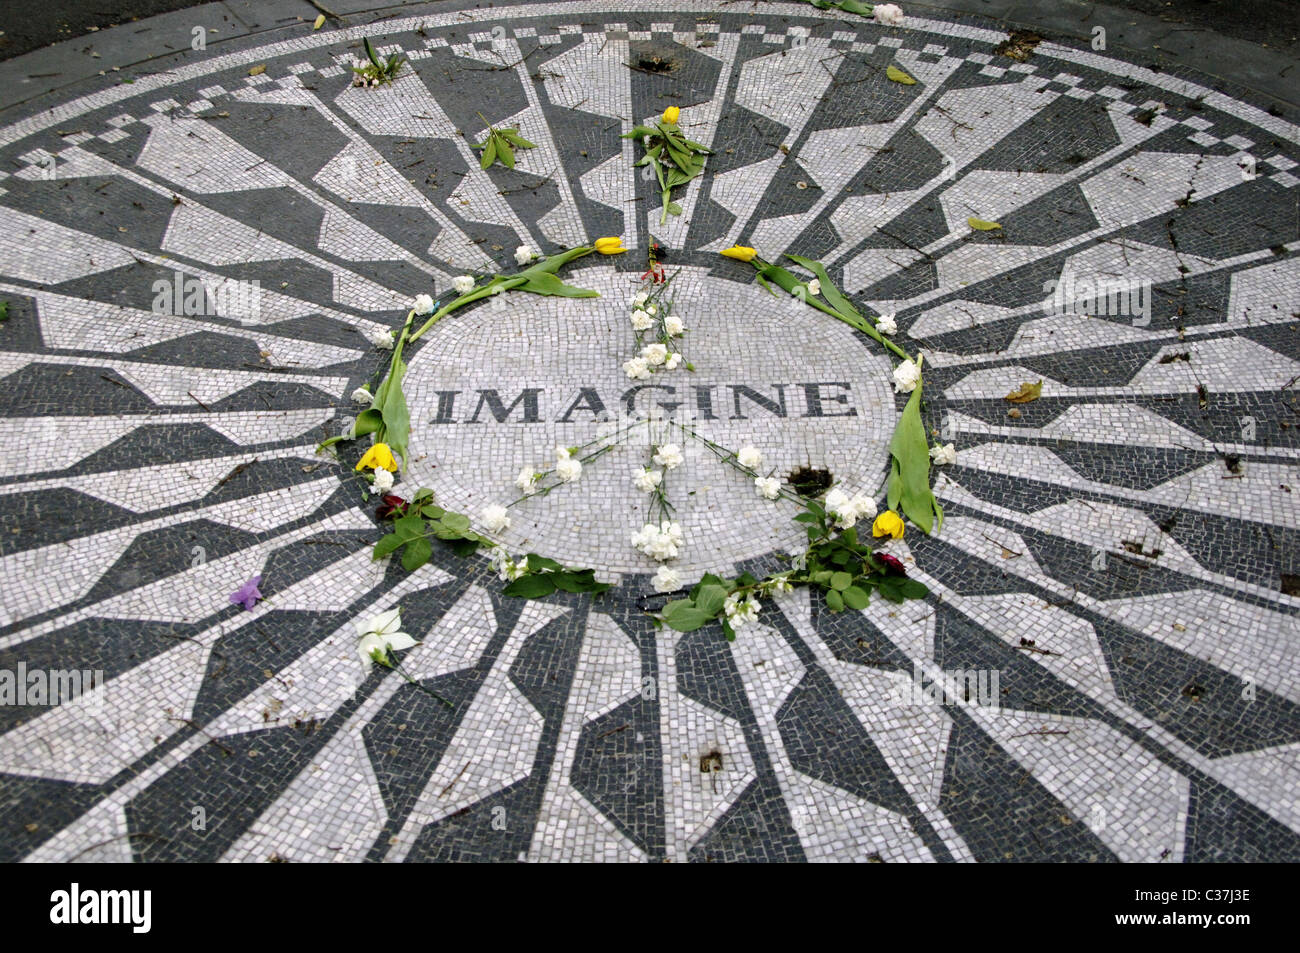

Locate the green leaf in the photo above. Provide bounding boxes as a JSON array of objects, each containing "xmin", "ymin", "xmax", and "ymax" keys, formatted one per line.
[
  {"xmin": 373, "ymin": 532, "xmax": 404, "ymax": 560},
  {"xmin": 503, "ymin": 574, "xmax": 558, "ymax": 599},
  {"xmin": 886, "ymin": 64, "xmax": 917, "ymax": 85},
  {"xmin": 394, "ymin": 515, "xmax": 424, "ymax": 541},
  {"xmin": 497, "ymin": 136, "xmax": 516, "ymax": 169},
  {"xmin": 499, "ymin": 128, "xmax": 536, "ymax": 149},
  {"xmin": 621, "ymin": 125, "xmax": 658, "ymax": 139},
  {"xmin": 364, "ymin": 37, "xmax": 383, "ymax": 70},
  {"xmin": 830, "ymin": 571, "xmax": 853, "ymax": 591},
  {"xmin": 666, "ymin": 201, "xmax": 683, "ymax": 217},
  {"xmin": 526, "ymin": 553, "xmax": 564, "ymax": 573},
  {"xmin": 375, "ymin": 354, "xmax": 410, "ymax": 468},
  {"xmin": 440, "ymin": 511, "xmax": 471, "ymax": 534},
  {"xmin": 967, "ymin": 216, "xmax": 1002, "ymax": 231},
  {"xmin": 695, "ymin": 584, "xmax": 729, "ymax": 617},
  {"xmin": 353, "ymin": 408, "xmax": 383, "ymax": 437},
  {"xmin": 480, "ymin": 135, "xmax": 497, "ymax": 170},
  {"xmin": 825, "ymin": 588, "xmax": 845, "ymax": 612},
  {"xmin": 516, "ymin": 271, "xmax": 599, "ymax": 298},
  {"xmin": 661, "ymin": 600, "xmax": 715, "ymax": 632},
  {"xmin": 401, "ymin": 535, "xmax": 432, "ymax": 572},
  {"xmin": 843, "ymin": 585, "xmax": 871, "ymax": 610},
  {"xmin": 721, "ymin": 618, "xmax": 737, "ymax": 642},
  {"xmin": 889, "ymin": 379, "xmax": 942, "ymax": 535},
  {"xmin": 448, "ymin": 537, "xmax": 480, "ymax": 557},
  {"xmin": 899, "ymin": 579, "xmax": 930, "ymax": 600},
  {"xmin": 0, "ymin": 301, "xmax": 8, "ymax": 321}
]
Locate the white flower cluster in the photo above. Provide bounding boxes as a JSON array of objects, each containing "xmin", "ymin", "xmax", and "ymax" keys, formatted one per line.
[
  {"xmin": 554, "ymin": 445, "xmax": 582, "ymax": 482},
  {"xmin": 651, "ymin": 564, "xmax": 681, "ymax": 593},
  {"xmin": 876, "ymin": 312, "xmax": 898, "ymax": 336},
  {"xmin": 874, "ymin": 3, "xmax": 905, "ymax": 26},
  {"xmin": 413, "ymin": 293, "xmax": 435, "ymax": 315},
  {"xmin": 489, "ymin": 549, "xmax": 527, "ymax": 582},
  {"xmin": 351, "ymin": 60, "xmax": 382, "ymax": 87},
  {"xmin": 366, "ymin": 328, "xmax": 395, "ymax": 349},
  {"xmin": 929, "ymin": 442, "xmax": 956, "ymax": 465},
  {"xmin": 351, "ymin": 386, "xmax": 373, "ymax": 405},
  {"xmin": 372, "ymin": 468, "xmax": 394, "ymax": 493},
  {"xmin": 632, "ymin": 520, "xmax": 684, "ymax": 562},
  {"xmin": 633, "ymin": 467, "xmax": 663, "ymax": 493},
  {"xmin": 452, "ymin": 275, "xmax": 475, "ymax": 295},
  {"xmin": 724, "ymin": 592, "xmax": 760, "ymax": 630},
  {"xmin": 515, "ymin": 465, "xmax": 538, "ymax": 491},
  {"xmin": 515, "ymin": 245, "xmax": 535, "ymax": 266},
  {"xmin": 623, "ymin": 290, "xmax": 686, "ymax": 379},
  {"xmin": 824, "ymin": 487, "xmax": 878, "ymax": 528}
]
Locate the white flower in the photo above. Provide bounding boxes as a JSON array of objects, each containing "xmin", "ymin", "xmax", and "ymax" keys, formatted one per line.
[
  {"xmin": 664, "ymin": 315, "xmax": 686, "ymax": 337},
  {"xmin": 356, "ymin": 608, "xmax": 417, "ymax": 671},
  {"xmin": 514, "ymin": 245, "xmax": 535, "ymax": 266},
  {"xmin": 370, "ymin": 78, "xmax": 380, "ymax": 87},
  {"xmin": 481, "ymin": 503, "xmax": 511, "ymax": 533},
  {"xmin": 876, "ymin": 312, "xmax": 898, "ymax": 335},
  {"xmin": 653, "ymin": 443, "xmax": 684, "ymax": 470},
  {"xmin": 555, "ymin": 445, "xmax": 572, "ymax": 460},
  {"xmin": 490, "ymin": 549, "xmax": 525, "ymax": 582},
  {"xmin": 630, "ymin": 309, "xmax": 654, "ymax": 331},
  {"xmin": 632, "ymin": 521, "xmax": 683, "ymax": 561},
  {"xmin": 755, "ymin": 476, "xmax": 781, "ymax": 500},
  {"xmin": 514, "ymin": 465, "xmax": 537, "ymax": 491},
  {"xmin": 632, "ymin": 291, "xmax": 649, "ymax": 307},
  {"xmin": 806, "ymin": 278, "xmax": 821, "ymax": 297},
  {"xmin": 646, "ymin": 304, "xmax": 657, "ymax": 315},
  {"xmin": 847, "ymin": 493, "xmax": 877, "ymax": 523},
  {"xmin": 634, "ymin": 467, "xmax": 663, "ymax": 493},
  {"xmin": 893, "ymin": 358, "xmax": 921, "ymax": 393},
  {"xmin": 737, "ymin": 445, "xmax": 763, "ymax": 470},
  {"xmin": 623, "ymin": 356, "xmax": 652, "ymax": 380},
  {"xmin": 351, "ymin": 386, "xmax": 373, "ymax": 405},
  {"xmin": 651, "ymin": 565, "xmax": 682, "ymax": 593},
  {"xmin": 723, "ymin": 592, "xmax": 760, "ymax": 629},
  {"xmin": 372, "ymin": 468, "xmax": 394, "ymax": 493},
  {"xmin": 413, "ymin": 293, "xmax": 435, "ymax": 315},
  {"xmin": 930, "ymin": 442, "xmax": 957, "ymax": 465},
  {"xmin": 642, "ymin": 342, "xmax": 668, "ymax": 366},
  {"xmin": 366, "ymin": 328, "xmax": 395, "ymax": 349},
  {"xmin": 874, "ymin": 3, "xmax": 905, "ymax": 26},
  {"xmin": 556, "ymin": 456, "xmax": 582, "ymax": 482},
  {"xmin": 452, "ymin": 275, "xmax": 475, "ymax": 295},
  {"xmin": 825, "ymin": 487, "xmax": 850, "ymax": 516},
  {"xmin": 765, "ymin": 575, "xmax": 794, "ymax": 595},
  {"xmin": 664, "ymin": 352, "xmax": 683, "ymax": 370}
]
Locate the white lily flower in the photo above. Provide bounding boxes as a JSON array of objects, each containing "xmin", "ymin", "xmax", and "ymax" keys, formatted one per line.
[{"xmin": 356, "ymin": 608, "xmax": 418, "ymax": 671}]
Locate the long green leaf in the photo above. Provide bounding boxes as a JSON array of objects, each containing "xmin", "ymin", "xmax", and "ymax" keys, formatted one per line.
[
  {"xmin": 516, "ymin": 271, "xmax": 599, "ymax": 297},
  {"xmin": 888, "ymin": 379, "xmax": 942, "ymax": 534}
]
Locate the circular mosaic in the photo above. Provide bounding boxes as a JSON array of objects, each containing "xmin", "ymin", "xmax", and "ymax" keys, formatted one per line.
[
  {"xmin": 0, "ymin": 0, "xmax": 1297, "ymax": 864},
  {"xmin": 405, "ymin": 263, "xmax": 895, "ymax": 574}
]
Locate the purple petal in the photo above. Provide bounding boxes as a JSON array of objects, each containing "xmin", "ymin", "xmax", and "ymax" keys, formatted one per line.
[{"xmin": 230, "ymin": 574, "xmax": 264, "ymax": 611}]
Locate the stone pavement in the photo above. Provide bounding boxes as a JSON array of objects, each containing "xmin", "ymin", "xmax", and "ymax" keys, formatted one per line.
[{"xmin": 0, "ymin": 0, "xmax": 1296, "ymax": 862}]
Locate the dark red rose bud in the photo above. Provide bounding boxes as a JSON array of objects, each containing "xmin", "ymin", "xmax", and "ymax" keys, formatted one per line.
[
  {"xmin": 376, "ymin": 494, "xmax": 407, "ymax": 520},
  {"xmin": 876, "ymin": 552, "xmax": 907, "ymax": 576}
]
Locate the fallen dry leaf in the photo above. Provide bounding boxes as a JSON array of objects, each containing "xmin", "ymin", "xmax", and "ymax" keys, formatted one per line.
[{"xmin": 1004, "ymin": 379, "xmax": 1043, "ymax": 403}]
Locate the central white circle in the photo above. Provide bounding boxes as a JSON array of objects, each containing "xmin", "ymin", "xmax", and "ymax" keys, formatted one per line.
[{"xmin": 403, "ymin": 264, "xmax": 896, "ymax": 577}]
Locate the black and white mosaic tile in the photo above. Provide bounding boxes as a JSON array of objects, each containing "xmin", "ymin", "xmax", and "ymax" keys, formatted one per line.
[{"xmin": 0, "ymin": 0, "xmax": 1296, "ymax": 862}]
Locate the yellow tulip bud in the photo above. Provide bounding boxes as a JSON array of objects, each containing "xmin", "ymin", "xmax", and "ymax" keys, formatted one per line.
[
  {"xmin": 661, "ymin": 106, "xmax": 680, "ymax": 124},
  {"xmin": 872, "ymin": 510, "xmax": 905, "ymax": 540},
  {"xmin": 356, "ymin": 442, "xmax": 399, "ymax": 473},
  {"xmin": 594, "ymin": 236, "xmax": 626, "ymax": 255},
  {"xmin": 720, "ymin": 245, "xmax": 758, "ymax": 262}
]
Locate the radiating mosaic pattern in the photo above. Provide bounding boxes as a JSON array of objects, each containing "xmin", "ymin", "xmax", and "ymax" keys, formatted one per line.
[{"xmin": 0, "ymin": 0, "xmax": 1297, "ymax": 862}]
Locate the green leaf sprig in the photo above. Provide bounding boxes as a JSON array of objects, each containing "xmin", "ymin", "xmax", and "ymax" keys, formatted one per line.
[
  {"xmin": 623, "ymin": 108, "xmax": 711, "ymax": 224},
  {"xmin": 472, "ymin": 112, "xmax": 536, "ymax": 170},
  {"xmin": 351, "ymin": 37, "xmax": 406, "ymax": 86}
]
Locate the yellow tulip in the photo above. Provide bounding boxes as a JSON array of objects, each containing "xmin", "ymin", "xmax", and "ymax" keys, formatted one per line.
[
  {"xmin": 720, "ymin": 245, "xmax": 758, "ymax": 262},
  {"xmin": 356, "ymin": 442, "xmax": 399, "ymax": 473},
  {"xmin": 661, "ymin": 106, "xmax": 680, "ymax": 124},
  {"xmin": 594, "ymin": 236, "xmax": 626, "ymax": 255},
  {"xmin": 872, "ymin": 510, "xmax": 905, "ymax": 540}
]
